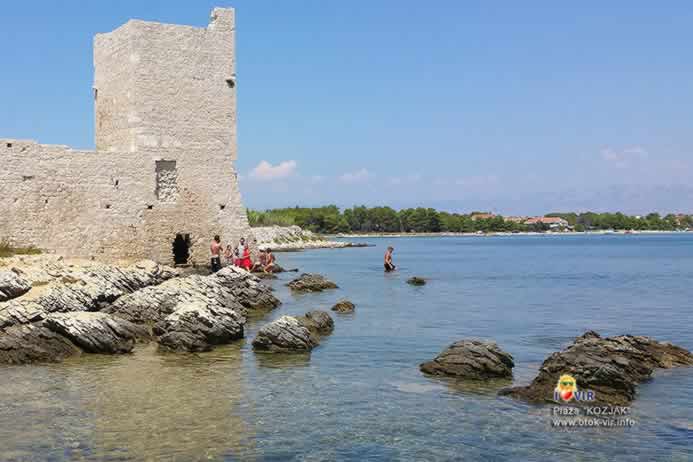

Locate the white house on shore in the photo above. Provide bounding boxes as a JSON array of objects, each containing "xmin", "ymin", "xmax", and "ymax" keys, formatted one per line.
[{"xmin": 524, "ymin": 216, "xmax": 571, "ymax": 229}]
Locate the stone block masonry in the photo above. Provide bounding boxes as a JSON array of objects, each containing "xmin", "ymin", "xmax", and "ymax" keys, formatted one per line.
[{"xmin": 0, "ymin": 8, "xmax": 251, "ymax": 264}]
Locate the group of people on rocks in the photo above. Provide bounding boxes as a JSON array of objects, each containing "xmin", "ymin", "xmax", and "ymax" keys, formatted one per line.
[{"xmin": 210, "ymin": 235, "xmax": 275, "ymax": 273}]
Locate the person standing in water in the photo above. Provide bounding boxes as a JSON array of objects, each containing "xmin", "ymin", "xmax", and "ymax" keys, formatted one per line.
[
  {"xmin": 384, "ymin": 246, "xmax": 396, "ymax": 272},
  {"xmin": 210, "ymin": 235, "xmax": 223, "ymax": 273}
]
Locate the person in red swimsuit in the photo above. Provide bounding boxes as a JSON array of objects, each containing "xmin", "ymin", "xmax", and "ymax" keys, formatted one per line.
[{"xmin": 241, "ymin": 244, "xmax": 252, "ymax": 270}]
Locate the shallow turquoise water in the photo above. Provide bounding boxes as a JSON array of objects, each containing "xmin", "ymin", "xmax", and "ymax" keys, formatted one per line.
[{"xmin": 1, "ymin": 235, "xmax": 692, "ymax": 461}]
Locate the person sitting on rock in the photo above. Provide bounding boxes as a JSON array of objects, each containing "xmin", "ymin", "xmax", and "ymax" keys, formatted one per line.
[
  {"xmin": 251, "ymin": 249, "xmax": 267, "ymax": 272},
  {"xmin": 384, "ymin": 246, "xmax": 396, "ymax": 272},
  {"xmin": 223, "ymin": 245, "xmax": 233, "ymax": 267},
  {"xmin": 263, "ymin": 248, "xmax": 276, "ymax": 273}
]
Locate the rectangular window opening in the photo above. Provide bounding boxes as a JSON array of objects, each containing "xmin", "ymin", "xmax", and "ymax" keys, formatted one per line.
[{"xmin": 155, "ymin": 160, "xmax": 178, "ymax": 202}]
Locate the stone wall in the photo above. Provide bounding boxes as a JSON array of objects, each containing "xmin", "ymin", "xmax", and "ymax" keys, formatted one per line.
[{"xmin": 0, "ymin": 8, "xmax": 251, "ymax": 264}]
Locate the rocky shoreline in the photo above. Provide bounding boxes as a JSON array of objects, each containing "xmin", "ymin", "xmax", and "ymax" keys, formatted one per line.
[
  {"xmin": 0, "ymin": 256, "xmax": 282, "ymax": 362},
  {"xmin": 1, "ymin": 255, "xmax": 691, "ymax": 409},
  {"xmin": 251, "ymin": 225, "xmax": 370, "ymax": 252}
]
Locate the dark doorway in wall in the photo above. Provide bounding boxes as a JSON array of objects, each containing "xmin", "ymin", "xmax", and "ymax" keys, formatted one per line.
[{"xmin": 172, "ymin": 233, "xmax": 191, "ymax": 264}]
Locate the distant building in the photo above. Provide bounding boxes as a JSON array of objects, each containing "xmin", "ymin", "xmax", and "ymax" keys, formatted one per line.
[
  {"xmin": 504, "ymin": 216, "xmax": 527, "ymax": 224},
  {"xmin": 525, "ymin": 216, "xmax": 570, "ymax": 229},
  {"xmin": 470, "ymin": 213, "xmax": 496, "ymax": 221}
]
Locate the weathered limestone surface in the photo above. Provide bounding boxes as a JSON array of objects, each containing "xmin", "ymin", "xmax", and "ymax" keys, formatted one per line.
[
  {"xmin": 153, "ymin": 302, "xmax": 244, "ymax": 352},
  {"xmin": 44, "ymin": 312, "xmax": 148, "ymax": 354},
  {"xmin": 331, "ymin": 300, "xmax": 355, "ymax": 313},
  {"xmin": 0, "ymin": 263, "xmax": 280, "ymax": 363},
  {"xmin": 105, "ymin": 266, "xmax": 279, "ymax": 325},
  {"xmin": 252, "ymin": 310, "xmax": 334, "ymax": 353},
  {"xmin": 499, "ymin": 331, "xmax": 693, "ymax": 406},
  {"xmin": 0, "ymin": 324, "xmax": 82, "ymax": 364},
  {"xmin": 0, "ymin": 8, "xmax": 250, "ymax": 263},
  {"xmin": 287, "ymin": 273, "xmax": 338, "ymax": 292},
  {"xmin": 0, "ymin": 271, "xmax": 31, "ymax": 301},
  {"xmin": 0, "ymin": 261, "xmax": 176, "ymax": 329},
  {"xmin": 252, "ymin": 316, "xmax": 316, "ymax": 353},
  {"xmin": 420, "ymin": 340, "xmax": 514, "ymax": 379}
]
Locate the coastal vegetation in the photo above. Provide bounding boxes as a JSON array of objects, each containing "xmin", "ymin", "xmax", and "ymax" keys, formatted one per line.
[
  {"xmin": 0, "ymin": 241, "xmax": 41, "ymax": 258},
  {"xmin": 247, "ymin": 207, "xmax": 693, "ymax": 234}
]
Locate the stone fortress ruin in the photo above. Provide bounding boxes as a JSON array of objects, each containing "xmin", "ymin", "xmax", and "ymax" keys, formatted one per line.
[{"xmin": 0, "ymin": 8, "xmax": 249, "ymax": 265}]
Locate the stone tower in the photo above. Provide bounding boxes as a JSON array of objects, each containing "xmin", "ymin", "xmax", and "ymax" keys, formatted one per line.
[{"xmin": 0, "ymin": 8, "xmax": 250, "ymax": 264}]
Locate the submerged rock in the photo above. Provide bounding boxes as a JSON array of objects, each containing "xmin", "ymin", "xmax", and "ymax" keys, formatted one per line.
[
  {"xmin": 44, "ymin": 312, "xmax": 148, "ymax": 354},
  {"xmin": 499, "ymin": 331, "xmax": 693, "ymax": 406},
  {"xmin": 0, "ymin": 324, "xmax": 81, "ymax": 364},
  {"xmin": 153, "ymin": 302, "xmax": 245, "ymax": 352},
  {"xmin": 252, "ymin": 310, "xmax": 335, "ymax": 353},
  {"xmin": 407, "ymin": 277, "xmax": 427, "ymax": 286},
  {"xmin": 331, "ymin": 300, "xmax": 355, "ymax": 313},
  {"xmin": 420, "ymin": 340, "xmax": 514, "ymax": 379},
  {"xmin": 287, "ymin": 273, "xmax": 338, "ymax": 292},
  {"xmin": 0, "ymin": 271, "xmax": 32, "ymax": 302}
]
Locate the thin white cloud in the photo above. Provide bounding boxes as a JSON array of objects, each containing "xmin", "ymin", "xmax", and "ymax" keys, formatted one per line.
[
  {"xmin": 388, "ymin": 174, "xmax": 422, "ymax": 185},
  {"xmin": 455, "ymin": 175, "xmax": 499, "ymax": 187},
  {"xmin": 249, "ymin": 160, "xmax": 297, "ymax": 181},
  {"xmin": 339, "ymin": 168, "xmax": 371, "ymax": 184},
  {"xmin": 600, "ymin": 146, "xmax": 648, "ymax": 168}
]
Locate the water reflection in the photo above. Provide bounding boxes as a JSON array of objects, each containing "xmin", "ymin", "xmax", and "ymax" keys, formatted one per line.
[
  {"xmin": 1, "ymin": 344, "xmax": 257, "ymax": 461},
  {"xmin": 254, "ymin": 352, "xmax": 312, "ymax": 369}
]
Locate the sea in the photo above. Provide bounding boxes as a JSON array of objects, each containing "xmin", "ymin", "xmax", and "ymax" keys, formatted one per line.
[{"xmin": 1, "ymin": 234, "xmax": 691, "ymax": 461}]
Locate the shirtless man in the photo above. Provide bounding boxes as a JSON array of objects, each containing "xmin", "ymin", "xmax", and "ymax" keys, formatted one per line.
[
  {"xmin": 264, "ymin": 248, "xmax": 276, "ymax": 273},
  {"xmin": 210, "ymin": 235, "xmax": 223, "ymax": 273},
  {"xmin": 384, "ymin": 246, "xmax": 396, "ymax": 272}
]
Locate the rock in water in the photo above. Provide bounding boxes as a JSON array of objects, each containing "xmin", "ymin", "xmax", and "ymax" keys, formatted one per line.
[
  {"xmin": 331, "ymin": 300, "xmax": 355, "ymax": 313},
  {"xmin": 298, "ymin": 310, "xmax": 334, "ymax": 336},
  {"xmin": 0, "ymin": 271, "xmax": 32, "ymax": 302},
  {"xmin": 407, "ymin": 277, "xmax": 426, "ymax": 286},
  {"xmin": 153, "ymin": 302, "xmax": 245, "ymax": 352},
  {"xmin": 44, "ymin": 312, "xmax": 148, "ymax": 354},
  {"xmin": 252, "ymin": 311, "xmax": 335, "ymax": 353},
  {"xmin": 287, "ymin": 273, "xmax": 338, "ymax": 292},
  {"xmin": 499, "ymin": 331, "xmax": 693, "ymax": 406},
  {"xmin": 420, "ymin": 340, "xmax": 514, "ymax": 379},
  {"xmin": 252, "ymin": 316, "xmax": 317, "ymax": 353},
  {"xmin": 253, "ymin": 272, "xmax": 277, "ymax": 280},
  {"xmin": 215, "ymin": 267, "xmax": 281, "ymax": 311},
  {"xmin": 0, "ymin": 324, "xmax": 82, "ymax": 364}
]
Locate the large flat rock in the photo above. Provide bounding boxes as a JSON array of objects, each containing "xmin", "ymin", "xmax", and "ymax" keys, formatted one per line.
[
  {"xmin": 0, "ymin": 260, "xmax": 176, "ymax": 329},
  {"xmin": 44, "ymin": 312, "xmax": 148, "ymax": 354},
  {"xmin": 0, "ymin": 271, "xmax": 32, "ymax": 302},
  {"xmin": 420, "ymin": 339, "xmax": 514, "ymax": 380},
  {"xmin": 0, "ymin": 324, "xmax": 81, "ymax": 364},
  {"xmin": 499, "ymin": 331, "xmax": 693, "ymax": 406},
  {"xmin": 153, "ymin": 302, "xmax": 245, "ymax": 352}
]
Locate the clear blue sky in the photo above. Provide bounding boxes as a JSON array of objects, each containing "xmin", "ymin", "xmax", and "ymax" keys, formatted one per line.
[{"xmin": 2, "ymin": 1, "xmax": 692, "ymax": 214}]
